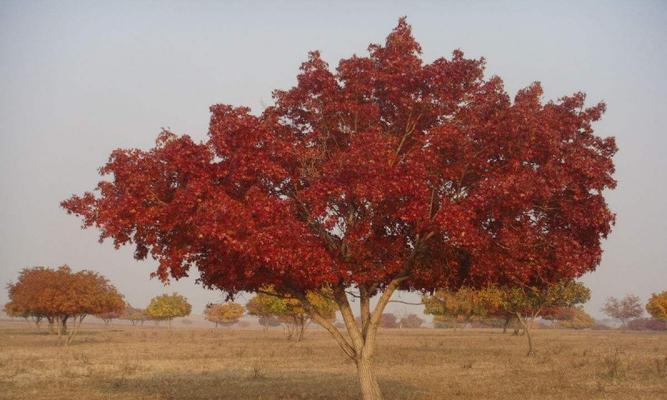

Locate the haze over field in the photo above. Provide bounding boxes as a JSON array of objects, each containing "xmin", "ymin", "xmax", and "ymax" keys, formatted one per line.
[{"xmin": 1, "ymin": 1, "xmax": 666, "ymax": 318}]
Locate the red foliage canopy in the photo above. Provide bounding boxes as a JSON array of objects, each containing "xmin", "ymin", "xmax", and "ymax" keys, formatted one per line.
[{"xmin": 62, "ymin": 19, "xmax": 616, "ymax": 298}]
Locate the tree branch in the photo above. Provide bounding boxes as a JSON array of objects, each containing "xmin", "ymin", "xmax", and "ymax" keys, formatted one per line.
[
  {"xmin": 388, "ymin": 299, "xmax": 422, "ymax": 306},
  {"xmin": 359, "ymin": 286, "xmax": 371, "ymax": 338},
  {"xmin": 362, "ymin": 275, "xmax": 409, "ymax": 357},
  {"xmin": 291, "ymin": 289, "xmax": 357, "ymax": 360},
  {"xmin": 334, "ymin": 286, "xmax": 365, "ymax": 352}
]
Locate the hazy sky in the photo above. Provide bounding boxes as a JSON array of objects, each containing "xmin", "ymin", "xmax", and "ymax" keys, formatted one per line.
[{"xmin": 1, "ymin": 1, "xmax": 665, "ymax": 319}]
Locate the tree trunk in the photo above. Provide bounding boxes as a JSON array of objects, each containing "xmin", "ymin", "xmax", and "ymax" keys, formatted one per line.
[
  {"xmin": 297, "ymin": 277, "xmax": 408, "ymax": 400},
  {"xmin": 502, "ymin": 315, "xmax": 511, "ymax": 333},
  {"xmin": 297, "ymin": 318, "xmax": 308, "ymax": 342},
  {"xmin": 515, "ymin": 312, "xmax": 534, "ymax": 356},
  {"xmin": 66, "ymin": 315, "xmax": 86, "ymax": 346},
  {"xmin": 57, "ymin": 316, "xmax": 69, "ymax": 337},
  {"xmin": 356, "ymin": 356, "xmax": 383, "ymax": 400},
  {"xmin": 66, "ymin": 319, "xmax": 77, "ymax": 345},
  {"xmin": 525, "ymin": 325, "xmax": 534, "ymax": 356}
]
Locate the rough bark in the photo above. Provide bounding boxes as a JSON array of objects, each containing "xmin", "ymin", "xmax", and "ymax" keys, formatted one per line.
[{"xmin": 357, "ymin": 356, "xmax": 383, "ymax": 400}]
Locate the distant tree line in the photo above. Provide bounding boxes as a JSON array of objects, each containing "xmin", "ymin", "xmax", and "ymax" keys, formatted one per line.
[
  {"xmin": 423, "ymin": 280, "xmax": 591, "ymax": 355},
  {"xmin": 601, "ymin": 292, "xmax": 667, "ymax": 331},
  {"xmin": 5, "ymin": 266, "xmax": 666, "ymax": 350},
  {"xmin": 3, "ymin": 266, "xmax": 198, "ymax": 343}
]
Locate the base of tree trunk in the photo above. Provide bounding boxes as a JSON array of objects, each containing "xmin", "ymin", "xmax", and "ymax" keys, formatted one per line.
[{"xmin": 356, "ymin": 358, "xmax": 382, "ymax": 400}]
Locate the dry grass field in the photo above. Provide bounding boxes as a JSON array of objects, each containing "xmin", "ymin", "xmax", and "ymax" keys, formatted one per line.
[{"xmin": 0, "ymin": 320, "xmax": 665, "ymax": 400}]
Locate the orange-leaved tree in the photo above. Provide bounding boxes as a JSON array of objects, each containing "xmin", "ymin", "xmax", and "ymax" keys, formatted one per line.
[
  {"xmin": 62, "ymin": 18, "xmax": 616, "ymax": 399},
  {"xmin": 3, "ymin": 300, "xmax": 42, "ymax": 326},
  {"xmin": 96, "ymin": 289, "xmax": 126, "ymax": 326},
  {"xmin": 5, "ymin": 265, "xmax": 124, "ymax": 344},
  {"xmin": 119, "ymin": 303, "xmax": 147, "ymax": 326},
  {"xmin": 204, "ymin": 302, "xmax": 245, "ymax": 327},
  {"xmin": 545, "ymin": 306, "xmax": 595, "ymax": 329}
]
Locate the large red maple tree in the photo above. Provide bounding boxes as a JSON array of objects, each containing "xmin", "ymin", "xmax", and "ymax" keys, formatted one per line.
[{"xmin": 63, "ymin": 19, "xmax": 616, "ymax": 399}]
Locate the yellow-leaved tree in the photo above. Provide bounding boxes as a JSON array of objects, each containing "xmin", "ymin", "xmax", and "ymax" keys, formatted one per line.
[
  {"xmin": 247, "ymin": 287, "xmax": 336, "ymax": 341},
  {"xmin": 146, "ymin": 293, "xmax": 191, "ymax": 328},
  {"xmin": 646, "ymin": 291, "xmax": 667, "ymax": 321},
  {"xmin": 204, "ymin": 302, "xmax": 245, "ymax": 327}
]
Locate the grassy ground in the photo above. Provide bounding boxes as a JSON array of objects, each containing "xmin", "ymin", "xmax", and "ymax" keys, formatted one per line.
[{"xmin": 0, "ymin": 321, "xmax": 665, "ymax": 399}]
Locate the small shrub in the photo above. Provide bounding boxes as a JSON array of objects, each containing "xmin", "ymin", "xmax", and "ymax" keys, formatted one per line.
[
  {"xmin": 591, "ymin": 323, "xmax": 611, "ymax": 330},
  {"xmin": 601, "ymin": 348, "xmax": 625, "ymax": 379},
  {"xmin": 250, "ymin": 361, "xmax": 265, "ymax": 379},
  {"xmin": 399, "ymin": 314, "xmax": 424, "ymax": 328},
  {"xmin": 379, "ymin": 313, "xmax": 399, "ymax": 329},
  {"xmin": 73, "ymin": 353, "xmax": 91, "ymax": 365},
  {"xmin": 655, "ymin": 357, "xmax": 667, "ymax": 377},
  {"xmin": 549, "ymin": 344, "xmax": 566, "ymax": 356}
]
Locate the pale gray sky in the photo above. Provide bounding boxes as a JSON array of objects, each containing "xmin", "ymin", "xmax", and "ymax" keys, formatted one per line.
[{"xmin": 1, "ymin": 1, "xmax": 665, "ymax": 319}]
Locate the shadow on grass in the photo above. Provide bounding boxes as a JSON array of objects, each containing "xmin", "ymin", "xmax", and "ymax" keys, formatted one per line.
[
  {"xmin": 86, "ymin": 368, "xmax": 414, "ymax": 400},
  {"xmin": 0, "ymin": 329, "xmax": 54, "ymax": 336}
]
